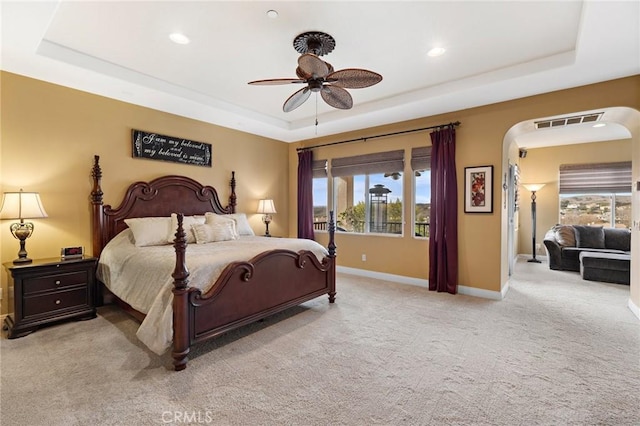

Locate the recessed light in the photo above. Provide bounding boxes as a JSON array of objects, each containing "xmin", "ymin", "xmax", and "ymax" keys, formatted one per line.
[
  {"xmin": 592, "ymin": 123, "xmax": 606, "ymax": 128},
  {"xmin": 169, "ymin": 32, "xmax": 190, "ymax": 45},
  {"xmin": 427, "ymin": 47, "xmax": 446, "ymax": 57},
  {"xmin": 266, "ymin": 10, "xmax": 278, "ymax": 18}
]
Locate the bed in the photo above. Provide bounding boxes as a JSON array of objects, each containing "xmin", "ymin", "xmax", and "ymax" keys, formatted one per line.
[{"xmin": 90, "ymin": 155, "xmax": 336, "ymax": 370}]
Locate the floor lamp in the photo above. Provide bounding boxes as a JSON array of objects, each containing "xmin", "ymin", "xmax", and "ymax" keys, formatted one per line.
[{"xmin": 523, "ymin": 183, "xmax": 545, "ymax": 263}]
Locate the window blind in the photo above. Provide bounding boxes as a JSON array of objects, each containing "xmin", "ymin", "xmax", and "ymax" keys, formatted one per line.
[
  {"xmin": 331, "ymin": 150, "xmax": 404, "ymax": 177},
  {"xmin": 559, "ymin": 161, "xmax": 632, "ymax": 194},
  {"xmin": 410, "ymin": 146, "xmax": 432, "ymax": 171},
  {"xmin": 312, "ymin": 159, "xmax": 327, "ymax": 178}
]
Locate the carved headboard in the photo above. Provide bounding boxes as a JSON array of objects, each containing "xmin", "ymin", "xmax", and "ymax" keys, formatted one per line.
[{"xmin": 90, "ymin": 155, "xmax": 236, "ymax": 256}]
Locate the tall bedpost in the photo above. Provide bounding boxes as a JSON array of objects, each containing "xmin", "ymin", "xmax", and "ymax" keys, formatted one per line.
[
  {"xmin": 327, "ymin": 210, "xmax": 337, "ymax": 303},
  {"xmin": 91, "ymin": 155, "xmax": 104, "ymax": 258},
  {"xmin": 172, "ymin": 213, "xmax": 190, "ymax": 371},
  {"xmin": 229, "ymin": 171, "xmax": 237, "ymax": 213}
]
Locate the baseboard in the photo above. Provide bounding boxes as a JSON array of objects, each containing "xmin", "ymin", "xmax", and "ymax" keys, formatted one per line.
[
  {"xmin": 628, "ymin": 298, "xmax": 640, "ymax": 321},
  {"xmin": 337, "ymin": 266, "xmax": 429, "ymax": 288},
  {"xmin": 336, "ymin": 266, "xmax": 504, "ymax": 300}
]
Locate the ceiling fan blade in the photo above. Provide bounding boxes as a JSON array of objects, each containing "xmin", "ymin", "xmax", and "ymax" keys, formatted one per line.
[
  {"xmin": 296, "ymin": 67, "xmax": 312, "ymax": 80},
  {"xmin": 327, "ymin": 69, "xmax": 383, "ymax": 89},
  {"xmin": 321, "ymin": 85, "xmax": 353, "ymax": 110},
  {"xmin": 283, "ymin": 87, "xmax": 311, "ymax": 112},
  {"xmin": 298, "ymin": 53, "xmax": 329, "ymax": 78},
  {"xmin": 248, "ymin": 78, "xmax": 305, "ymax": 85}
]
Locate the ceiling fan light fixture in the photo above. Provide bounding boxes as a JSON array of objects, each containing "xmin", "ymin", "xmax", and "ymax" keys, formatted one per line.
[{"xmin": 249, "ymin": 32, "xmax": 382, "ymax": 112}]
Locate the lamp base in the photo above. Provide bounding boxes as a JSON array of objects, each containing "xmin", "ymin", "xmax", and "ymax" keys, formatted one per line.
[
  {"xmin": 13, "ymin": 256, "xmax": 32, "ymax": 264},
  {"xmin": 527, "ymin": 258, "xmax": 542, "ymax": 263}
]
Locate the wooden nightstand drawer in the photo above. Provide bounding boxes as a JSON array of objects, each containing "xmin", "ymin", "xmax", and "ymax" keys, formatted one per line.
[
  {"xmin": 23, "ymin": 271, "xmax": 88, "ymax": 295},
  {"xmin": 23, "ymin": 287, "xmax": 89, "ymax": 317},
  {"xmin": 3, "ymin": 257, "xmax": 98, "ymax": 338}
]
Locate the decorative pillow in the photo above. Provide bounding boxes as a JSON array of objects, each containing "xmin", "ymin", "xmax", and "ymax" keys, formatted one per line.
[
  {"xmin": 227, "ymin": 213, "xmax": 255, "ymax": 236},
  {"xmin": 191, "ymin": 221, "xmax": 239, "ymax": 244},
  {"xmin": 124, "ymin": 217, "xmax": 172, "ymax": 247},
  {"xmin": 553, "ymin": 225, "xmax": 576, "ymax": 247},
  {"xmin": 167, "ymin": 213, "xmax": 206, "ymax": 244},
  {"xmin": 205, "ymin": 212, "xmax": 254, "ymax": 236},
  {"xmin": 573, "ymin": 225, "xmax": 605, "ymax": 249}
]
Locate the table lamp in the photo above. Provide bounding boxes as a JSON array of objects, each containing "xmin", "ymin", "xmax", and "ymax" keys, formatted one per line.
[
  {"xmin": 257, "ymin": 199, "xmax": 276, "ymax": 237},
  {"xmin": 0, "ymin": 189, "xmax": 48, "ymax": 264}
]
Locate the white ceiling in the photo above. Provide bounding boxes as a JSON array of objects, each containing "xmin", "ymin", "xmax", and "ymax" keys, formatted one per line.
[{"xmin": 1, "ymin": 1, "xmax": 639, "ymax": 144}]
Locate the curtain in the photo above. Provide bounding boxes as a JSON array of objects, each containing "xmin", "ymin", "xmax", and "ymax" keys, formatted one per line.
[
  {"xmin": 297, "ymin": 150, "xmax": 315, "ymax": 239},
  {"xmin": 429, "ymin": 126, "xmax": 458, "ymax": 294}
]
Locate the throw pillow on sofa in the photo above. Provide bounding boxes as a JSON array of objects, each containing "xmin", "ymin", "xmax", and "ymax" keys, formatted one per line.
[
  {"xmin": 573, "ymin": 225, "xmax": 605, "ymax": 249},
  {"xmin": 552, "ymin": 224, "xmax": 576, "ymax": 247}
]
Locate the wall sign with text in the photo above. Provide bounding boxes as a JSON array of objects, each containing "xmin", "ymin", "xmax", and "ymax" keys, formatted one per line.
[{"xmin": 132, "ymin": 130, "xmax": 212, "ymax": 167}]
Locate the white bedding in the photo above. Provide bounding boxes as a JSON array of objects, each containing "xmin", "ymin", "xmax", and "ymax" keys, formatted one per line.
[{"xmin": 96, "ymin": 229, "xmax": 329, "ymax": 355}]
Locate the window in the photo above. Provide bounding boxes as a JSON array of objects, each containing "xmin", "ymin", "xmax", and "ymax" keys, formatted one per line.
[
  {"xmin": 560, "ymin": 194, "xmax": 631, "ymax": 228},
  {"xmin": 332, "ymin": 150, "xmax": 404, "ymax": 235},
  {"xmin": 312, "ymin": 159, "xmax": 328, "ymax": 231},
  {"xmin": 559, "ymin": 162, "xmax": 632, "ymax": 228},
  {"xmin": 411, "ymin": 147, "xmax": 431, "ymax": 238}
]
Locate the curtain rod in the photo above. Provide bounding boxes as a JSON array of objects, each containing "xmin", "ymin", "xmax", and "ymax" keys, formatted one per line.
[{"xmin": 296, "ymin": 121, "xmax": 461, "ymax": 152}]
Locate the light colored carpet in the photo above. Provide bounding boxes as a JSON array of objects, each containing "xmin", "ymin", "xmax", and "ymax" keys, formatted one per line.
[{"xmin": 1, "ymin": 258, "xmax": 638, "ymax": 425}]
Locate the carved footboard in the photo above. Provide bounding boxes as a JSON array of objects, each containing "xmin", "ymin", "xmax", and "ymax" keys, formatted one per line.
[{"xmin": 172, "ymin": 213, "xmax": 336, "ymax": 371}]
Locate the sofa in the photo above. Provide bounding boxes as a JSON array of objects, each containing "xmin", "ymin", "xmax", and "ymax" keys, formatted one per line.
[{"xmin": 543, "ymin": 224, "xmax": 631, "ymax": 284}]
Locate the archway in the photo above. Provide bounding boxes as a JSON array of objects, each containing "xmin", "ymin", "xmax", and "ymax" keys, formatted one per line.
[{"xmin": 501, "ymin": 106, "xmax": 639, "ymax": 318}]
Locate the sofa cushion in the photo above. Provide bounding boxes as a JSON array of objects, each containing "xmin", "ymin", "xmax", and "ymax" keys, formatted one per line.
[
  {"xmin": 552, "ymin": 225, "xmax": 576, "ymax": 247},
  {"xmin": 603, "ymin": 227, "xmax": 631, "ymax": 252},
  {"xmin": 573, "ymin": 225, "xmax": 605, "ymax": 249}
]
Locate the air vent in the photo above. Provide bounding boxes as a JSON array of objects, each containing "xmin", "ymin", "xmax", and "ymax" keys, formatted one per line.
[{"xmin": 535, "ymin": 112, "xmax": 603, "ymax": 129}]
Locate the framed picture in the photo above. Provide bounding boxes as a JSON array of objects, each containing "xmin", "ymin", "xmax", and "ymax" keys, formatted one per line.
[{"xmin": 464, "ymin": 165, "xmax": 493, "ymax": 213}]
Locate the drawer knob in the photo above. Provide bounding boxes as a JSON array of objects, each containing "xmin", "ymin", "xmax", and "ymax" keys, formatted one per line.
[
  {"xmin": 55, "ymin": 280, "xmax": 61, "ymax": 285},
  {"xmin": 55, "ymin": 300, "xmax": 61, "ymax": 305}
]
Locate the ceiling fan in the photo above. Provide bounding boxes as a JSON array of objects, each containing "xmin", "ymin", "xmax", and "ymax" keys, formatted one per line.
[{"xmin": 248, "ymin": 31, "xmax": 383, "ymax": 112}]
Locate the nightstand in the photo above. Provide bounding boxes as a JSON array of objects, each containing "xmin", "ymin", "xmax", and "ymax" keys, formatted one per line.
[{"xmin": 3, "ymin": 257, "xmax": 98, "ymax": 338}]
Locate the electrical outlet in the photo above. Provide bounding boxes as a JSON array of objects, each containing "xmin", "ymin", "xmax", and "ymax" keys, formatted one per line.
[
  {"xmin": 361, "ymin": 254, "xmax": 367, "ymax": 262},
  {"xmin": 535, "ymin": 243, "xmax": 541, "ymax": 253}
]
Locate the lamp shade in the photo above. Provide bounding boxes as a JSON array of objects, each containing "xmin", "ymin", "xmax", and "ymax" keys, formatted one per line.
[
  {"xmin": 523, "ymin": 183, "xmax": 545, "ymax": 192},
  {"xmin": 257, "ymin": 199, "xmax": 276, "ymax": 214},
  {"xmin": 0, "ymin": 190, "xmax": 48, "ymax": 220}
]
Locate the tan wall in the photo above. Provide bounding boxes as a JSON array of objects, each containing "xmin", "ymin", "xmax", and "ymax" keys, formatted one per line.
[
  {"xmin": 2, "ymin": 71, "xmax": 638, "ymax": 315},
  {"xmin": 0, "ymin": 72, "xmax": 289, "ymax": 315},
  {"xmin": 516, "ymin": 140, "xmax": 632, "ymax": 256},
  {"xmin": 289, "ymin": 76, "xmax": 640, "ymax": 295}
]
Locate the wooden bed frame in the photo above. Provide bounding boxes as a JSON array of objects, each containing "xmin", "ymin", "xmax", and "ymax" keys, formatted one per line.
[{"xmin": 90, "ymin": 155, "xmax": 336, "ymax": 371}]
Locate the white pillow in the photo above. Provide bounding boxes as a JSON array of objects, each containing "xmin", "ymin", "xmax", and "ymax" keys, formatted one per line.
[
  {"xmin": 168, "ymin": 213, "xmax": 206, "ymax": 244},
  {"xmin": 204, "ymin": 212, "xmax": 248, "ymax": 237},
  {"xmin": 226, "ymin": 213, "xmax": 255, "ymax": 236},
  {"xmin": 191, "ymin": 221, "xmax": 239, "ymax": 244},
  {"xmin": 124, "ymin": 217, "xmax": 171, "ymax": 247}
]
